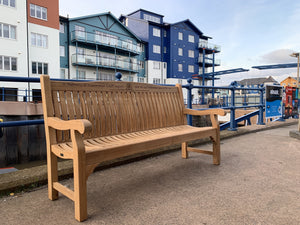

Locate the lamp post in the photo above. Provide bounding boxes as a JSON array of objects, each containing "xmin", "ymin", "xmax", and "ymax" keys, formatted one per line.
[{"xmin": 290, "ymin": 52, "xmax": 300, "ymax": 131}]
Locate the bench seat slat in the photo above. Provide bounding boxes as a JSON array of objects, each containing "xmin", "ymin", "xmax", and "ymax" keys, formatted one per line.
[{"xmin": 51, "ymin": 125, "xmax": 216, "ymax": 165}]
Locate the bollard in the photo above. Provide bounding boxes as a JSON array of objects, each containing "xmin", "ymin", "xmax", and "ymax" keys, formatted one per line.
[
  {"xmin": 187, "ymin": 78, "xmax": 193, "ymax": 126},
  {"xmin": 257, "ymin": 85, "xmax": 265, "ymax": 125},
  {"xmin": 228, "ymin": 81, "xmax": 237, "ymax": 131}
]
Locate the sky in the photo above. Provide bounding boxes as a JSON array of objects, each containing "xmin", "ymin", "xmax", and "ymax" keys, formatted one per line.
[{"xmin": 59, "ymin": 0, "xmax": 300, "ymax": 85}]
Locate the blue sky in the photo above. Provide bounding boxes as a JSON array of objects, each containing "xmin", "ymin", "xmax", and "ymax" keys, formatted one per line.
[{"xmin": 60, "ymin": 0, "xmax": 300, "ymax": 85}]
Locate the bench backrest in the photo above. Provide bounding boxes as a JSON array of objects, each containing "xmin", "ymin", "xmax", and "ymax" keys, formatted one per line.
[{"xmin": 41, "ymin": 75, "xmax": 187, "ymax": 143}]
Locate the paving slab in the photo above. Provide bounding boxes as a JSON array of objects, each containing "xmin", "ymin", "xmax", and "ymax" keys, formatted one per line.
[{"xmin": 0, "ymin": 123, "xmax": 299, "ymax": 225}]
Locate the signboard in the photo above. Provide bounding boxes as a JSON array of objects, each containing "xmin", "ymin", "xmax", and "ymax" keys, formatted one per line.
[{"xmin": 265, "ymin": 85, "xmax": 283, "ymax": 118}]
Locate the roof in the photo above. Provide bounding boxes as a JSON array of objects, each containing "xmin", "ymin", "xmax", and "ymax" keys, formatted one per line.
[
  {"xmin": 127, "ymin": 9, "xmax": 164, "ymax": 18},
  {"xmin": 170, "ymin": 19, "xmax": 211, "ymax": 39},
  {"xmin": 238, "ymin": 76, "xmax": 279, "ymax": 86},
  {"xmin": 67, "ymin": 12, "xmax": 141, "ymax": 42}
]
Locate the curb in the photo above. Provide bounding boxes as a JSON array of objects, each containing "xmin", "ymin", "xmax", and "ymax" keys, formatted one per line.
[{"xmin": 0, "ymin": 119, "xmax": 298, "ymax": 195}]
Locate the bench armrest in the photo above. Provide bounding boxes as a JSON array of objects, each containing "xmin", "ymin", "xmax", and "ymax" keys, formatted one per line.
[
  {"xmin": 183, "ymin": 108, "xmax": 226, "ymax": 117},
  {"xmin": 183, "ymin": 108, "xmax": 226, "ymax": 128},
  {"xmin": 46, "ymin": 117, "xmax": 92, "ymax": 134}
]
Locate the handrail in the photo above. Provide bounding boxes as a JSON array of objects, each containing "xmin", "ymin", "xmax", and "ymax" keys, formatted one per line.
[{"xmin": 0, "ymin": 74, "xmax": 266, "ymax": 131}]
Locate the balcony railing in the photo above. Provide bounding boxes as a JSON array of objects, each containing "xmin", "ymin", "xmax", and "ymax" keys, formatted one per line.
[
  {"xmin": 198, "ymin": 40, "xmax": 221, "ymax": 52},
  {"xmin": 72, "ymin": 54, "xmax": 140, "ymax": 72},
  {"xmin": 71, "ymin": 31, "xmax": 142, "ymax": 54},
  {"xmin": 198, "ymin": 56, "xmax": 221, "ymax": 65}
]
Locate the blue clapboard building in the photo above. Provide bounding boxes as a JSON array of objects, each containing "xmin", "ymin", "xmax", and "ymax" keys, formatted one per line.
[{"xmin": 59, "ymin": 12, "xmax": 145, "ymax": 82}]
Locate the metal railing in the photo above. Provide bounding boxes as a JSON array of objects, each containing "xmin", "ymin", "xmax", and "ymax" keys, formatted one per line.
[
  {"xmin": 198, "ymin": 40, "xmax": 221, "ymax": 52},
  {"xmin": 0, "ymin": 74, "xmax": 266, "ymax": 131},
  {"xmin": 71, "ymin": 31, "xmax": 142, "ymax": 54},
  {"xmin": 71, "ymin": 54, "xmax": 140, "ymax": 72}
]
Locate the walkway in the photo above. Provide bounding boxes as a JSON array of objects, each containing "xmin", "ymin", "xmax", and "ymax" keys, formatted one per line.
[{"xmin": 0, "ymin": 124, "xmax": 299, "ymax": 225}]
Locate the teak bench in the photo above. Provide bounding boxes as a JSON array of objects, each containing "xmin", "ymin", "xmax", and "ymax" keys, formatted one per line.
[{"xmin": 40, "ymin": 75, "xmax": 225, "ymax": 222}]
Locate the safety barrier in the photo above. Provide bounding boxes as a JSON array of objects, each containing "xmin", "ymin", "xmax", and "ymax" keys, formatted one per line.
[{"xmin": 0, "ymin": 74, "xmax": 266, "ymax": 131}]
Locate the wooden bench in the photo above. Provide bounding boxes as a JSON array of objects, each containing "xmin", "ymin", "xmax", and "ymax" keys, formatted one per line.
[{"xmin": 40, "ymin": 75, "xmax": 225, "ymax": 222}]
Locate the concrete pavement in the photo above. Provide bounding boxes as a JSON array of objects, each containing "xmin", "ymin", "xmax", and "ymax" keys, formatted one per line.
[{"xmin": 0, "ymin": 122, "xmax": 299, "ymax": 224}]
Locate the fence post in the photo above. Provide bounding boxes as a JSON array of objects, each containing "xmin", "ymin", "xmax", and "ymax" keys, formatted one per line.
[
  {"xmin": 257, "ymin": 85, "xmax": 265, "ymax": 125},
  {"xmin": 228, "ymin": 81, "xmax": 237, "ymax": 131},
  {"xmin": 187, "ymin": 78, "xmax": 193, "ymax": 126},
  {"xmin": 115, "ymin": 72, "xmax": 122, "ymax": 81}
]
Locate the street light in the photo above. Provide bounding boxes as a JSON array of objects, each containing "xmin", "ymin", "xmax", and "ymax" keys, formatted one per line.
[{"xmin": 290, "ymin": 52, "xmax": 300, "ymax": 131}]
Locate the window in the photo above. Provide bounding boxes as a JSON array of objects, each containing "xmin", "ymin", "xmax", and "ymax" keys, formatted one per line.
[
  {"xmin": 144, "ymin": 14, "xmax": 160, "ymax": 23},
  {"xmin": 164, "ymin": 47, "xmax": 167, "ymax": 54},
  {"xmin": 32, "ymin": 61, "xmax": 48, "ymax": 75},
  {"xmin": 59, "ymin": 22, "xmax": 65, "ymax": 33},
  {"xmin": 0, "ymin": 23, "xmax": 16, "ymax": 39},
  {"xmin": 0, "ymin": 88, "xmax": 17, "ymax": 101},
  {"xmin": 31, "ymin": 33, "xmax": 48, "ymax": 48},
  {"xmin": 178, "ymin": 63, "xmax": 182, "ymax": 72},
  {"xmin": 188, "ymin": 50, "xmax": 194, "ymax": 58},
  {"xmin": 78, "ymin": 70, "xmax": 86, "ymax": 79},
  {"xmin": 178, "ymin": 48, "xmax": 183, "ymax": 56},
  {"xmin": 164, "ymin": 30, "xmax": 167, "ymax": 37},
  {"xmin": 153, "ymin": 45, "xmax": 161, "ymax": 54},
  {"xmin": 75, "ymin": 25, "xmax": 85, "ymax": 39},
  {"xmin": 138, "ymin": 77, "xmax": 145, "ymax": 83},
  {"xmin": 60, "ymin": 46, "xmax": 65, "ymax": 57},
  {"xmin": 188, "ymin": 35, "xmax": 194, "ymax": 43},
  {"xmin": 178, "ymin": 32, "xmax": 183, "ymax": 40},
  {"xmin": 153, "ymin": 28, "xmax": 160, "ymax": 37},
  {"xmin": 0, "ymin": 0, "xmax": 15, "ymax": 7},
  {"xmin": 60, "ymin": 68, "xmax": 66, "ymax": 79},
  {"xmin": 188, "ymin": 65, "xmax": 194, "ymax": 73},
  {"xmin": 30, "ymin": 4, "xmax": 47, "ymax": 21},
  {"xmin": 0, "ymin": 55, "xmax": 17, "ymax": 71},
  {"xmin": 32, "ymin": 89, "xmax": 42, "ymax": 102},
  {"xmin": 153, "ymin": 61, "xmax": 160, "ymax": 69},
  {"xmin": 153, "ymin": 78, "xmax": 160, "ymax": 84}
]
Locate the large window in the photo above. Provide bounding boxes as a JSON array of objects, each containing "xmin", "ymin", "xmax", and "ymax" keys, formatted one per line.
[
  {"xmin": 188, "ymin": 65, "xmax": 194, "ymax": 73},
  {"xmin": 0, "ymin": 23, "xmax": 16, "ymax": 39},
  {"xmin": 30, "ymin": 4, "xmax": 47, "ymax": 21},
  {"xmin": 75, "ymin": 25, "xmax": 85, "ymax": 39},
  {"xmin": 178, "ymin": 48, "xmax": 183, "ymax": 56},
  {"xmin": 153, "ymin": 27, "xmax": 160, "ymax": 37},
  {"xmin": 0, "ymin": 0, "xmax": 15, "ymax": 7},
  {"xmin": 178, "ymin": 63, "xmax": 183, "ymax": 72},
  {"xmin": 32, "ymin": 62, "xmax": 48, "ymax": 75},
  {"xmin": 153, "ymin": 45, "xmax": 161, "ymax": 54},
  {"xmin": 59, "ymin": 22, "xmax": 65, "ymax": 33},
  {"xmin": 31, "ymin": 33, "xmax": 48, "ymax": 48},
  {"xmin": 188, "ymin": 50, "xmax": 194, "ymax": 58},
  {"xmin": 188, "ymin": 35, "xmax": 195, "ymax": 43},
  {"xmin": 178, "ymin": 32, "xmax": 183, "ymax": 40},
  {"xmin": 60, "ymin": 46, "xmax": 65, "ymax": 57},
  {"xmin": 0, "ymin": 55, "xmax": 17, "ymax": 71},
  {"xmin": 144, "ymin": 14, "xmax": 160, "ymax": 23},
  {"xmin": 153, "ymin": 61, "xmax": 160, "ymax": 69},
  {"xmin": 153, "ymin": 78, "xmax": 161, "ymax": 84}
]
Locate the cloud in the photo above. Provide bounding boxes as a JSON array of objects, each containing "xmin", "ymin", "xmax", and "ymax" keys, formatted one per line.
[{"xmin": 259, "ymin": 49, "xmax": 296, "ymax": 64}]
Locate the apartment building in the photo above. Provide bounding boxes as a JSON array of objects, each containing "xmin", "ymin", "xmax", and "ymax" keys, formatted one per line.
[
  {"xmin": 120, "ymin": 9, "xmax": 221, "ymax": 102},
  {"xmin": 59, "ymin": 12, "xmax": 145, "ymax": 82},
  {"xmin": 0, "ymin": 0, "xmax": 59, "ymax": 101}
]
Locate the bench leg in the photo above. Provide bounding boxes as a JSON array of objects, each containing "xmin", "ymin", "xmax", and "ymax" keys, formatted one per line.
[
  {"xmin": 212, "ymin": 133, "xmax": 220, "ymax": 165},
  {"xmin": 47, "ymin": 151, "xmax": 59, "ymax": 201},
  {"xmin": 181, "ymin": 142, "xmax": 188, "ymax": 159},
  {"xmin": 73, "ymin": 154, "xmax": 88, "ymax": 222}
]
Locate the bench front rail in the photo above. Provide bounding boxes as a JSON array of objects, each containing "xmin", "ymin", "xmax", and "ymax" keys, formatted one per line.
[{"xmin": 40, "ymin": 75, "xmax": 225, "ymax": 221}]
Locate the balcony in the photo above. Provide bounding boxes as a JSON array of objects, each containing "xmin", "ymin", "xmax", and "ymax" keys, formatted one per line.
[
  {"xmin": 71, "ymin": 31, "xmax": 142, "ymax": 55},
  {"xmin": 198, "ymin": 56, "xmax": 221, "ymax": 67},
  {"xmin": 71, "ymin": 54, "xmax": 140, "ymax": 72},
  {"xmin": 198, "ymin": 40, "xmax": 221, "ymax": 53}
]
